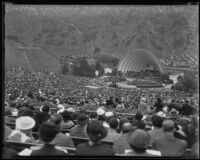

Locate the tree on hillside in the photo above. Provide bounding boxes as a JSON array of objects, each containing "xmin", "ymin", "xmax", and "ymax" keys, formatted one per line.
[
  {"xmin": 175, "ymin": 74, "xmax": 198, "ymax": 93},
  {"xmin": 94, "ymin": 61, "xmax": 103, "ymax": 76},
  {"xmin": 61, "ymin": 63, "xmax": 70, "ymax": 75}
]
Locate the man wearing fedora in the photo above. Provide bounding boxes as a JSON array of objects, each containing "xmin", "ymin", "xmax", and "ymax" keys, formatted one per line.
[
  {"xmin": 76, "ymin": 120, "xmax": 114, "ymax": 156},
  {"xmin": 69, "ymin": 113, "xmax": 89, "ymax": 138},
  {"xmin": 31, "ymin": 121, "xmax": 67, "ymax": 156},
  {"xmin": 151, "ymin": 119, "xmax": 187, "ymax": 157}
]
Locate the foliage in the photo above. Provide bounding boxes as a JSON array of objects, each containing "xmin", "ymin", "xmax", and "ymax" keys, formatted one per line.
[
  {"xmin": 175, "ymin": 73, "xmax": 198, "ymax": 93},
  {"xmin": 161, "ymin": 73, "xmax": 173, "ymax": 84}
]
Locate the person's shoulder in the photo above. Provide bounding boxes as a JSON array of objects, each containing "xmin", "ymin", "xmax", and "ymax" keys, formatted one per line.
[
  {"xmin": 100, "ymin": 144, "xmax": 114, "ymax": 155},
  {"xmin": 77, "ymin": 142, "xmax": 88, "ymax": 149},
  {"xmin": 176, "ymin": 138, "xmax": 187, "ymax": 146}
]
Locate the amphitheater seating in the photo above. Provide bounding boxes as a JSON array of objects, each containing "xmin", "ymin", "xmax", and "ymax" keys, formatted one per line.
[{"xmin": 4, "ymin": 140, "xmax": 76, "ymax": 155}]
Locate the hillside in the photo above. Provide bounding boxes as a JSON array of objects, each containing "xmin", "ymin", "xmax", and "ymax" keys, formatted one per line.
[{"xmin": 4, "ymin": 5, "xmax": 199, "ymax": 72}]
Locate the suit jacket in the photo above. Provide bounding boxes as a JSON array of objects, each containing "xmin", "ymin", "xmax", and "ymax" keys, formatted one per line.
[
  {"xmin": 76, "ymin": 142, "xmax": 114, "ymax": 156},
  {"xmin": 102, "ymin": 128, "xmax": 121, "ymax": 142},
  {"xmin": 31, "ymin": 144, "xmax": 67, "ymax": 156},
  {"xmin": 152, "ymin": 133, "xmax": 187, "ymax": 157},
  {"xmin": 69, "ymin": 125, "xmax": 87, "ymax": 138},
  {"xmin": 54, "ymin": 133, "xmax": 75, "ymax": 148},
  {"xmin": 113, "ymin": 133, "xmax": 131, "ymax": 154}
]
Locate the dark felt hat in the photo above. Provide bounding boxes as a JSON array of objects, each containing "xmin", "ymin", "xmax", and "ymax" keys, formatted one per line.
[
  {"xmin": 39, "ymin": 121, "xmax": 59, "ymax": 142},
  {"xmin": 86, "ymin": 120, "xmax": 108, "ymax": 142}
]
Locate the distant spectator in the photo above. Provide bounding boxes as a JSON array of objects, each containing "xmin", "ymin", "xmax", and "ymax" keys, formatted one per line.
[
  {"xmin": 148, "ymin": 114, "xmax": 164, "ymax": 144},
  {"xmin": 135, "ymin": 112, "xmax": 146, "ymax": 129},
  {"xmin": 96, "ymin": 108, "xmax": 105, "ymax": 121},
  {"xmin": 154, "ymin": 98, "xmax": 164, "ymax": 112},
  {"xmin": 61, "ymin": 111, "xmax": 74, "ymax": 129},
  {"xmin": 76, "ymin": 120, "xmax": 114, "ymax": 156},
  {"xmin": 138, "ymin": 97, "xmax": 148, "ymax": 113},
  {"xmin": 89, "ymin": 112, "xmax": 98, "ymax": 121},
  {"xmin": 31, "ymin": 121, "xmax": 67, "ymax": 156},
  {"xmin": 180, "ymin": 100, "xmax": 194, "ymax": 116},
  {"xmin": 117, "ymin": 117, "xmax": 129, "ymax": 133},
  {"xmin": 115, "ymin": 98, "xmax": 125, "ymax": 110},
  {"xmin": 69, "ymin": 113, "xmax": 88, "ymax": 138},
  {"xmin": 124, "ymin": 129, "xmax": 159, "ymax": 157},
  {"xmin": 102, "ymin": 117, "xmax": 121, "ymax": 142},
  {"xmin": 4, "ymin": 105, "xmax": 16, "ymax": 123},
  {"xmin": 103, "ymin": 111, "xmax": 114, "ymax": 128},
  {"xmin": 168, "ymin": 99, "xmax": 179, "ymax": 112},
  {"xmin": 34, "ymin": 103, "xmax": 51, "ymax": 125},
  {"xmin": 8, "ymin": 116, "xmax": 36, "ymax": 143},
  {"xmin": 152, "ymin": 119, "xmax": 187, "ymax": 157},
  {"xmin": 20, "ymin": 107, "xmax": 34, "ymax": 117},
  {"xmin": 106, "ymin": 97, "xmax": 113, "ymax": 108}
]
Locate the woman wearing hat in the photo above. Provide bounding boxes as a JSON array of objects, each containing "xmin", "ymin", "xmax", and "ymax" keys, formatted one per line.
[
  {"xmin": 76, "ymin": 120, "xmax": 114, "ymax": 156},
  {"xmin": 8, "ymin": 116, "xmax": 36, "ymax": 143}
]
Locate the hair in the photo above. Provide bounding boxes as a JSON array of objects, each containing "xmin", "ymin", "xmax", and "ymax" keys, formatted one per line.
[
  {"xmin": 39, "ymin": 121, "xmax": 59, "ymax": 143},
  {"xmin": 5, "ymin": 106, "xmax": 11, "ymax": 116},
  {"xmin": 162, "ymin": 120, "xmax": 175, "ymax": 132},
  {"xmin": 98, "ymin": 115, "xmax": 106, "ymax": 121},
  {"xmin": 90, "ymin": 112, "xmax": 98, "ymax": 119},
  {"xmin": 61, "ymin": 111, "xmax": 72, "ymax": 122},
  {"xmin": 119, "ymin": 117, "xmax": 129, "ymax": 131},
  {"xmin": 86, "ymin": 120, "xmax": 107, "ymax": 143},
  {"xmin": 109, "ymin": 117, "xmax": 119, "ymax": 129},
  {"xmin": 42, "ymin": 103, "xmax": 50, "ymax": 113},
  {"xmin": 121, "ymin": 122, "xmax": 132, "ymax": 134},
  {"xmin": 152, "ymin": 115, "xmax": 164, "ymax": 128},
  {"xmin": 135, "ymin": 112, "xmax": 143, "ymax": 121},
  {"xmin": 50, "ymin": 113, "xmax": 63, "ymax": 130}
]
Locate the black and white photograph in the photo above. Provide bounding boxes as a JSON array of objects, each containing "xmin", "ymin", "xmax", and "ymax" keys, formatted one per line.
[{"xmin": 3, "ymin": 3, "xmax": 199, "ymax": 158}]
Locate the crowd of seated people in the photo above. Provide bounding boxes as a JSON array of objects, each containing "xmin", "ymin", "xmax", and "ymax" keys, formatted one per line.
[
  {"xmin": 3, "ymin": 66, "xmax": 199, "ymax": 158},
  {"xmin": 3, "ymin": 100, "xmax": 199, "ymax": 158}
]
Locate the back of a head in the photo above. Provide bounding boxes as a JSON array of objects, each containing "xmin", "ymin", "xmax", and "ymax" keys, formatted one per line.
[
  {"xmin": 121, "ymin": 122, "xmax": 132, "ymax": 134},
  {"xmin": 135, "ymin": 112, "xmax": 143, "ymax": 121},
  {"xmin": 77, "ymin": 113, "xmax": 89, "ymax": 126},
  {"xmin": 109, "ymin": 117, "xmax": 119, "ymax": 129},
  {"xmin": 127, "ymin": 129, "xmax": 150, "ymax": 152},
  {"xmin": 86, "ymin": 120, "xmax": 108, "ymax": 143},
  {"xmin": 90, "ymin": 112, "xmax": 98, "ymax": 119},
  {"xmin": 162, "ymin": 119, "xmax": 175, "ymax": 132},
  {"xmin": 61, "ymin": 110, "xmax": 72, "ymax": 122},
  {"xmin": 5, "ymin": 106, "xmax": 11, "ymax": 116},
  {"xmin": 39, "ymin": 121, "xmax": 59, "ymax": 143},
  {"xmin": 42, "ymin": 103, "xmax": 50, "ymax": 113},
  {"xmin": 21, "ymin": 107, "xmax": 34, "ymax": 117},
  {"xmin": 50, "ymin": 113, "xmax": 63, "ymax": 126},
  {"xmin": 152, "ymin": 115, "xmax": 164, "ymax": 128}
]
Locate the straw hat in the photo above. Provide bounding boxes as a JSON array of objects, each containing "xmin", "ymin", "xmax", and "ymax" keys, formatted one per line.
[
  {"xmin": 16, "ymin": 116, "xmax": 35, "ymax": 130},
  {"xmin": 156, "ymin": 111, "xmax": 166, "ymax": 118},
  {"xmin": 96, "ymin": 108, "xmax": 105, "ymax": 116},
  {"xmin": 105, "ymin": 111, "xmax": 114, "ymax": 118}
]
